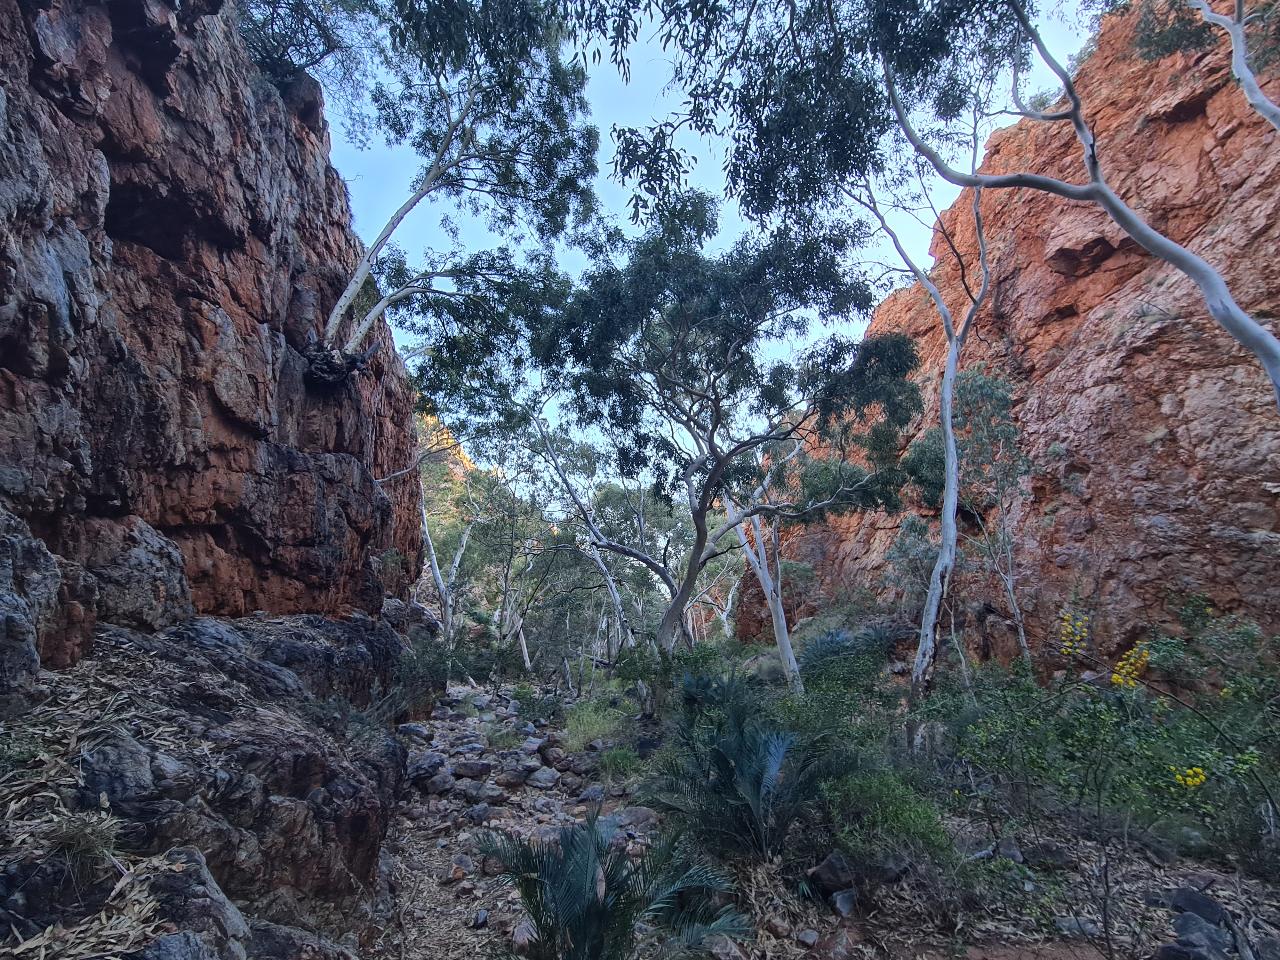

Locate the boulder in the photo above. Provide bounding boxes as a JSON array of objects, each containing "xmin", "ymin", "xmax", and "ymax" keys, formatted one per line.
[{"xmin": 525, "ymin": 767, "xmax": 561, "ymax": 790}]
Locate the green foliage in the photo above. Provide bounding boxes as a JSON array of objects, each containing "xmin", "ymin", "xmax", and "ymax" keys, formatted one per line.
[
  {"xmin": 565, "ymin": 699, "xmax": 628, "ymax": 752},
  {"xmin": 883, "ymin": 515, "xmax": 940, "ymax": 611},
  {"xmin": 513, "ymin": 682, "xmax": 563, "ymax": 725},
  {"xmin": 821, "ymin": 771, "xmax": 952, "ymax": 865},
  {"xmin": 234, "ymin": 0, "xmax": 386, "ymax": 84},
  {"xmin": 479, "ymin": 816, "xmax": 745, "ymax": 960},
  {"xmin": 775, "ymin": 616, "xmax": 905, "ymax": 747},
  {"xmin": 599, "ymin": 746, "xmax": 642, "ymax": 783},
  {"xmin": 944, "ymin": 604, "xmax": 1279, "ymax": 877},
  {"xmin": 0, "ymin": 732, "xmax": 40, "ymax": 777},
  {"xmin": 646, "ymin": 674, "xmax": 834, "ymax": 860},
  {"xmin": 574, "ymin": 0, "xmax": 1023, "ymax": 221},
  {"xmin": 797, "ymin": 626, "xmax": 895, "ymax": 678}
]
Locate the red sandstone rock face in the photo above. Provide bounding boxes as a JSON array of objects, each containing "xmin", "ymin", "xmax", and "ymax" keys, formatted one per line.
[
  {"xmin": 742, "ymin": 10, "xmax": 1280, "ymax": 656},
  {"xmin": 0, "ymin": 0, "xmax": 422, "ymax": 670}
]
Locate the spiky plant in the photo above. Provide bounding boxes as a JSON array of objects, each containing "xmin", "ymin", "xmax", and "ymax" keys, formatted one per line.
[
  {"xmin": 478, "ymin": 816, "xmax": 744, "ymax": 960},
  {"xmin": 646, "ymin": 673, "xmax": 829, "ymax": 860},
  {"xmin": 797, "ymin": 621, "xmax": 904, "ymax": 678}
]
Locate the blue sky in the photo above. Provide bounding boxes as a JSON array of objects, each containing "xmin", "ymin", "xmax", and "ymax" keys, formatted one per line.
[{"xmin": 327, "ymin": 5, "xmax": 1090, "ymax": 349}]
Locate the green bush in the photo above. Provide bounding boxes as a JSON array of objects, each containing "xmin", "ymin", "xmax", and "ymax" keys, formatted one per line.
[
  {"xmin": 821, "ymin": 771, "xmax": 952, "ymax": 865},
  {"xmin": 646, "ymin": 673, "xmax": 836, "ymax": 861},
  {"xmin": 513, "ymin": 682, "xmax": 562, "ymax": 726},
  {"xmin": 565, "ymin": 698, "xmax": 628, "ymax": 752},
  {"xmin": 599, "ymin": 746, "xmax": 642, "ymax": 783},
  {"xmin": 480, "ymin": 816, "xmax": 745, "ymax": 960},
  {"xmin": 942, "ymin": 602, "xmax": 1279, "ymax": 878}
]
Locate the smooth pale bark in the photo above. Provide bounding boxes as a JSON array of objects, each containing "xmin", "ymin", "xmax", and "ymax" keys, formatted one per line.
[
  {"xmin": 420, "ymin": 481, "xmax": 449, "ymax": 630},
  {"xmin": 418, "ymin": 476, "xmax": 478, "ymax": 645},
  {"xmin": 734, "ymin": 514, "xmax": 802, "ymax": 692},
  {"xmin": 323, "ymin": 88, "xmax": 477, "ymax": 350},
  {"xmin": 855, "ymin": 180, "xmax": 990, "ymax": 690},
  {"xmin": 585, "ymin": 544, "xmax": 635, "ymax": 659},
  {"xmin": 887, "ymin": 7, "xmax": 1280, "ymax": 414},
  {"xmin": 516, "ymin": 624, "xmax": 533, "ymax": 672},
  {"xmin": 1186, "ymin": 0, "xmax": 1280, "ymax": 133}
]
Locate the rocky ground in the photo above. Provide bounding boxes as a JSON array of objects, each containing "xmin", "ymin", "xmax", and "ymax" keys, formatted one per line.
[
  {"xmin": 5, "ymin": 638, "xmax": 1278, "ymax": 960},
  {"xmin": 369, "ymin": 686, "xmax": 1280, "ymax": 960},
  {"xmin": 371, "ymin": 685, "xmax": 661, "ymax": 960}
]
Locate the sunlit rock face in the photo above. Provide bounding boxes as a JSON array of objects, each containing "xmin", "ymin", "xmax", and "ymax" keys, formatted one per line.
[
  {"xmin": 0, "ymin": 0, "xmax": 422, "ymax": 679},
  {"xmin": 739, "ymin": 9, "xmax": 1280, "ymax": 657}
]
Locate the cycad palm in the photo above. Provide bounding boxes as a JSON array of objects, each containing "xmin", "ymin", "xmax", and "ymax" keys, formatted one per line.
[
  {"xmin": 647, "ymin": 673, "xmax": 828, "ymax": 860},
  {"xmin": 479, "ymin": 816, "xmax": 743, "ymax": 960}
]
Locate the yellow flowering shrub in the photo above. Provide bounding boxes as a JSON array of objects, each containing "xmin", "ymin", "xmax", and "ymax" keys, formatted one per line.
[
  {"xmin": 1058, "ymin": 609, "xmax": 1089, "ymax": 658},
  {"xmin": 1170, "ymin": 765, "xmax": 1208, "ymax": 789},
  {"xmin": 1110, "ymin": 643, "xmax": 1150, "ymax": 688}
]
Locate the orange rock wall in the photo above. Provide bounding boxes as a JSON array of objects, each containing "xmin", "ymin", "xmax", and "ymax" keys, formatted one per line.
[
  {"xmin": 0, "ymin": 0, "xmax": 423, "ymax": 668},
  {"xmin": 743, "ymin": 9, "xmax": 1280, "ymax": 654}
]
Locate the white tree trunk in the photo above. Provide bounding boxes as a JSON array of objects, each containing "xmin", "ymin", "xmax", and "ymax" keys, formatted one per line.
[
  {"xmin": 322, "ymin": 88, "xmax": 477, "ymax": 350},
  {"xmin": 585, "ymin": 544, "xmax": 634, "ymax": 659},
  {"xmin": 735, "ymin": 514, "xmax": 802, "ymax": 692},
  {"xmin": 420, "ymin": 479, "xmax": 453, "ymax": 642},
  {"xmin": 889, "ymin": 15, "xmax": 1280, "ymax": 414},
  {"xmin": 912, "ymin": 337, "xmax": 962, "ymax": 689},
  {"xmin": 1186, "ymin": 0, "xmax": 1280, "ymax": 133}
]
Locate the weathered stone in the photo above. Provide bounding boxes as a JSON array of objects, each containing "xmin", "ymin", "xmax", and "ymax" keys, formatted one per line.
[
  {"xmin": 832, "ymin": 888, "xmax": 858, "ymax": 918},
  {"xmin": 407, "ymin": 751, "xmax": 448, "ymax": 787},
  {"xmin": 1055, "ymin": 915, "xmax": 1102, "ymax": 939},
  {"xmin": 424, "ymin": 773, "xmax": 456, "ymax": 795},
  {"xmin": 494, "ymin": 766, "xmax": 528, "ymax": 788},
  {"xmin": 0, "ymin": 508, "xmax": 96, "ymax": 711},
  {"xmin": 737, "ymin": 6, "xmax": 1280, "ymax": 650},
  {"xmin": 246, "ymin": 921, "xmax": 356, "ymax": 960},
  {"xmin": 148, "ymin": 847, "xmax": 251, "ymax": 960},
  {"xmin": 0, "ymin": 0, "xmax": 423, "ymax": 678},
  {"xmin": 808, "ymin": 852, "xmax": 857, "ymax": 896},
  {"xmin": 525, "ymin": 766, "xmax": 561, "ymax": 790},
  {"xmin": 1173, "ymin": 911, "xmax": 1232, "ymax": 960},
  {"xmin": 1171, "ymin": 888, "xmax": 1229, "ymax": 927},
  {"xmin": 453, "ymin": 759, "xmax": 494, "ymax": 780},
  {"xmin": 76, "ymin": 517, "xmax": 193, "ymax": 630}
]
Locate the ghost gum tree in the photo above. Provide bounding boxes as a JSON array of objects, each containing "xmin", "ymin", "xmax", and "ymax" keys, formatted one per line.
[
  {"xmin": 521, "ymin": 194, "xmax": 923, "ymax": 661},
  {"xmin": 1113, "ymin": 0, "xmax": 1280, "ymax": 132},
  {"xmin": 311, "ymin": 0, "xmax": 600, "ymax": 377},
  {"xmin": 576, "ymin": 0, "xmax": 1280, "ymax": 687}
]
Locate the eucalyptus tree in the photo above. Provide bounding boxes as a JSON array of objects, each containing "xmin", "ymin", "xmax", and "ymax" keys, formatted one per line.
[
  {"xmin": 1112, "ymin": 0, "xmax": 1280, "ymax": 131},
  {"xmin": 527, "ymin": 194, "xmax": 923, "ymax": 654},
  {"xmin": 312, "ymin": 0, "xmax": 599, "ymax": 377},
  {"xmin": 575, "ymin": 0, "xmax": 1280, "ymax": 690}
]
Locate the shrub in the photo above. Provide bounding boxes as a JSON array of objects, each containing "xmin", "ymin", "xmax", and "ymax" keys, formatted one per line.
[
  {"xmin": 565, "ymin": 699, "xmax": 627, "ymax": 752},
  {"xmin": 513, "ymin": 682, "xmax": 562, "ymax": 726},
  {"xmin": 479, "ymin": 816, "xmax": 745, "ymax": 960},
  {"xmin": 599, "ymin": 746, "xmax": 642, "ymax": 783},
  {"xmin": 0, "ymin": 732, "xmax": 40, "ymax": 777},
  {"xmin": 646, "ymin": 673, "xmax": 834, "ymax": 861},
  {"xmin": 797, "ymin": 623, "xmax": 900, "ymax": 677},
  {"xmin": 944, "ymin": 602, "xmax": 1279, "ymax": 878},
  {"xmin": 821, "ymin": 771, "xmax": 952, "ymax": 866}
]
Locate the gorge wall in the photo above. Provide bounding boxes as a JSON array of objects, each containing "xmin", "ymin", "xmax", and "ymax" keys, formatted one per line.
[
  {"xmin": 0, "ymin": 0, "xmax": 423, "ymax": 703},
  {"xmin": 743, "ymin": 9, "xmax": 1280, "ymax": 656}
]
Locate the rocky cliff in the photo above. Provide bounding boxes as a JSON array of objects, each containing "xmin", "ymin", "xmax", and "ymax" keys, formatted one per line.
[
  {"xmin": 0, "ymin": 0, "xmax": 423, "ymax": 704},
  {"xmin": 742, "ymin": 9, "xmax": 1280, "ymax": 656}
]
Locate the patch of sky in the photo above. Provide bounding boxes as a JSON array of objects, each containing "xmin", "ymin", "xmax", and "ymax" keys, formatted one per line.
[{"xmin": 326, "ymin": 2, "xmax": 1090, "ymax": 361}]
